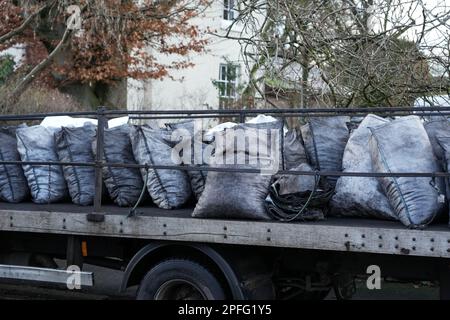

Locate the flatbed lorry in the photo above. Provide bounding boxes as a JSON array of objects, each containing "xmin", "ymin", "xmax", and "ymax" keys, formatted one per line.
[{"xmin": 1, "ymin": 107, "xmax": 450, "ymax": 300}]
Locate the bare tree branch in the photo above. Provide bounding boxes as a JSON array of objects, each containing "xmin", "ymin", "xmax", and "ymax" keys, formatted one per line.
[
  {"xmin": 7, "ymin": 26, "xmax": 72, "ymax": 103},
  {"xmin": 0, "ymin": 2, "xmax": 53, "ymax": 44}
]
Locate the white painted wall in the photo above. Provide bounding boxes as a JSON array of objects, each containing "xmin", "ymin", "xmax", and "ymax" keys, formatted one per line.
[{"xmin": 127, "ymin": 1, "xmax": 260, "ymax": 113}]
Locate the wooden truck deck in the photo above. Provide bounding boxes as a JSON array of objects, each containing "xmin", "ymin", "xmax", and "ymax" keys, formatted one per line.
[{"xmin": 1, "ymin": 202, "xmax": 449, "ymax": 259}]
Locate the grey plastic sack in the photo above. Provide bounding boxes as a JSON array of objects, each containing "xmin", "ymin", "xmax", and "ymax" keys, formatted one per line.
[
  {"xmin": 283, "ymin": 129, "xmax": 308, "ymax": 170},
  {"xmin": 424, "ymin": 120, "xmax": 450, "ymax": 162},
  {"xmin": 16, "ymin": 126, "xmax": 68, "ymax": 204},
  {"xmin": 166, "ymin": 120, "xmax": 210, "ymax": 200},
  {"xmin": 240, "ymin": 120, "xmax": 284, "ymax": 170},
  {"xmin": 93, "ymin": 124, "xmax": 144, "ymax": 207},
  {"xmin": 369, "ymin": 116, "xmax": 445, "ymax": 228},
  {"xmin": 184, "ymin": 142, "xmax": 209, "ymax": 201},
  {"xmin": 0, "ymin": 126, "xmax": 29, "ymax": 203},
  {"xmin": 301, "ymin": 116, "xmax": 350, "ymax": 187},
  {"xmin": 331, "ymin": 114, "xmax": 396, "ymax": 220},
  {"xmin": 130, "ymin": 125, "xmax": 192, "ymax": 209},
  {"xmin": 192, "ymin": 123, "xmax": 283, "ymax": 220},
  {"xmin": 435, "ymin": 135, "xmax": 450, "ymax": 223},
  {"xmin": 246, "ymin": 121, "xmax": 307, "ymax": 170},
  {"xmin": 55, "ymin": 123, "xmax": 96, "ymax": 206},
  {"xmin": 424, "ymin": 120, "xmax": 450, "ymax": 203}
]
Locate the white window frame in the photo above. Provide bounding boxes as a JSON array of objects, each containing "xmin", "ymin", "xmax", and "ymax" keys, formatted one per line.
[
  {"xmin": 217, "ymin": 63, "xmax": 240, "ymax": 99},
  {"xmin": 223, "ymin": 0, "xmax": 237, "ymax": 21}
]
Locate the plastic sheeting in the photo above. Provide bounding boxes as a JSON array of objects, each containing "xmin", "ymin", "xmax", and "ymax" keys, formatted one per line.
[
  {"xmin": 369, "ymin": 116, "xmax": 445, "ymax": 228},
  {"xmin": 93, "ymin": 124, "xmax": 144, "ymax": 207},
  {"xmin": 246, "ymin": 114, "xmax": 279, "ymax": 124},
  {"xmin": 55, "ymin": 123, "xmax": 96, "ymax": 206},
  {"xmin": 41, "ymin": 116, "xmax": 128, "ymax": 129},
  {"xmin": 331, "ymin": 114, "xmax": 396, "ymax": 220},
  {"xmin": 16, "ymin": 126, "xmax": 68, "ymax": 204},
  {"xmin": 203, "ymin": 122, "xmax": 237, "ymax": 142},
  {"xmin": 246, "ymin": 115, "xmax": 288, "ymax": 135},
  {"xmin": 0, "ymin": 126, "xmax": 29, "ymax": 203},
  {"xmin": 130, "ymin": 125, "xmax": 192, "ymax": 209},
  {"xmin": 192, "ymin": 123, "xmax": 283, "ymax": 220},
  {"xmin": 301, "ymin": 117, "xmax": 350, "ymax": 187},
  {"xmin": 41, "ymin": 116, "xmax": 97, "ymax": 128},
  {"xmin": 108, "ymin": 116, "xmax": 129, "ymax": 128}
]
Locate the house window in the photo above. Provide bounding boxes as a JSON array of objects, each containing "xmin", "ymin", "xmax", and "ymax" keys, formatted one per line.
[
  {"xmin": 217, "ymin": 63, "xmax": 239, "ymax": 99},
  {"xmin": 223, "ymin": 0, "xmax": 235, "ymax": 21}
]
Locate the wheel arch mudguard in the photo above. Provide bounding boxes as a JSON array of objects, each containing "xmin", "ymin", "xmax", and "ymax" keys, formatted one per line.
[{"xmin": 120, "ymin": 241, "xmax": 245, "ymax": 299}]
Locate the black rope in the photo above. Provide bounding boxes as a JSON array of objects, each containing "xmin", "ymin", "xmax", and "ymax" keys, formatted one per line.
[
  {"xmin": 266, "ymin": 171, "xmax": 334, "ymax": 222},
  {"xmin": 267, "ymin": 171, "xmax": 320, "ymax": 222}
]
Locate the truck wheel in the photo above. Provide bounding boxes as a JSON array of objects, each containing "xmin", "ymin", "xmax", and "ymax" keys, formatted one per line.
[{"xmin": 136, "ymin": 259, "xmax": 226, "ymax": 300}]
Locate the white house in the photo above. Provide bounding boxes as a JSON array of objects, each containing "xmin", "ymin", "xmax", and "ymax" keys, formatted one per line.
[{"xmin": 127, "ymin": 1, "xmax": 259, "ymax": 112}]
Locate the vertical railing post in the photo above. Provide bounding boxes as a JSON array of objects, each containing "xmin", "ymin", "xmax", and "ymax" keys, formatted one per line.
[
  {"xmin": 87, "ymin": 106, "xmax": 107, "ymax": 222},
  {"xmin": 239, "ymin": 111, "xmax": 246, "ymax": 123}
]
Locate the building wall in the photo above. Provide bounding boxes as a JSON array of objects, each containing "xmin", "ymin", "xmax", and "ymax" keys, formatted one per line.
[{"xmin": 127, "ymin": 1, "xmax": 258, "ymax": 112}]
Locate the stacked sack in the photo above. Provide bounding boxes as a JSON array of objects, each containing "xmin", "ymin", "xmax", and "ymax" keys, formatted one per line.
[
  {"xmin": 301, "ymin": 116, "xmax": 350, "ymax": 188},
  {"xmin": 0, "ymin": 125, "xmax": 29, "ymax": 203},
  {"xmin": 93, "ymin": 124, "xmax": 145, "ymax": 207},
  {"xmin": 192, "ymin": 120, "xmax": 284, "ymax": 220},
  {"xmin": 264, "ymin": 116, "xmax": 350, "ymax": 221},
  {"xmin": 330, "ymin": 115, "xmax": 396, "ymax": 220},
  {"xmin": 16, "ymin": 125, "xmax": 69, "ymax": 204},
  {"xmin": 56, "ymin": 123, "xmax": 97, "ymax": 206},
  {"xmin": 190, "ymin": 115, "xmax": 344, "ymax": 221},
  {"xmin": 2, "ymin": 111, "xmax": 450, "ymax": 230},
  {"xmin": 0, "ymin": 115, "xmax": 346, "ymax": 221},
  {"xmin": 129, "ymin": 125, "xmax": 192, "ymax": 209},
  {"xmin": 331, "ymin": 114, "xmax": 447, "ymax": 229}
]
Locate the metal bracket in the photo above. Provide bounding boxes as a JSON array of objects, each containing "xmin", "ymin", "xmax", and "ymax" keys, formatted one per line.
[{"xmin": 0, "ymin": 264, "xmax": 94, "ymax": 287}]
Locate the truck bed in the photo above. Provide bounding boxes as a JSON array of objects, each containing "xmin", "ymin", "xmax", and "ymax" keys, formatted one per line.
[{"xmin": 0, "ymin": 202, "xmax": 449, "ymax": 259}]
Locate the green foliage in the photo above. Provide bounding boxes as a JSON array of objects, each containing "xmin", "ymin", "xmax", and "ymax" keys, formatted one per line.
[{"xmin": 0, "ymin": 55, "xmax": 15, "ymax": 85}]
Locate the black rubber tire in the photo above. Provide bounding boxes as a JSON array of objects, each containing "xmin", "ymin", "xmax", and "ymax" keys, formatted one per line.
[{"xmin": 136, "ymin": 259, "xmax": 226, "ymax": 300}]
